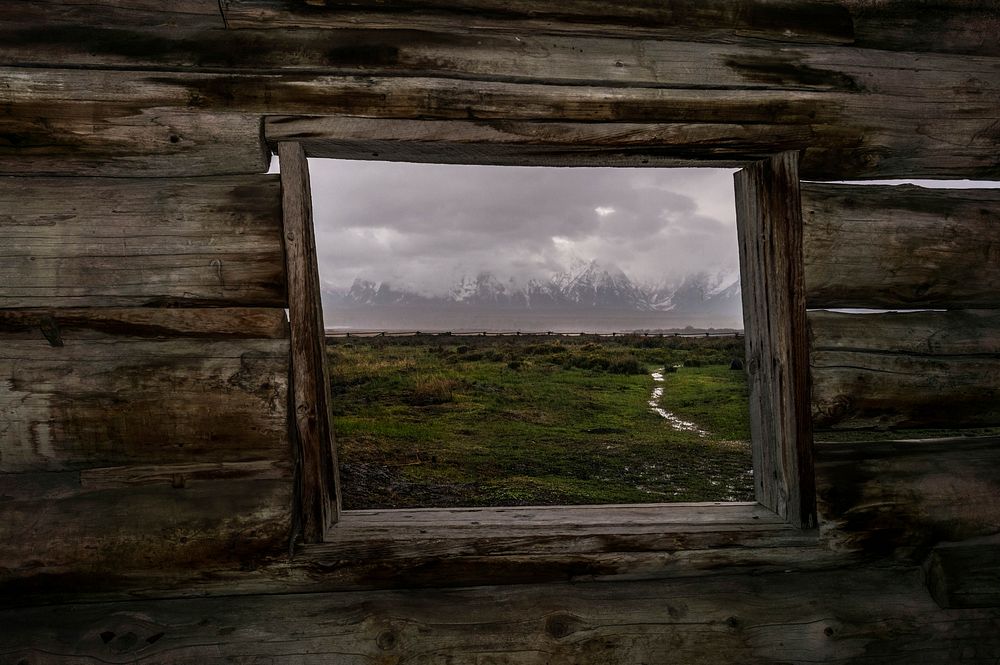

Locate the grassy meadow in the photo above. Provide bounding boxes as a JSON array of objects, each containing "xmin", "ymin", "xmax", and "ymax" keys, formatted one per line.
[{"xmin": 328, "ymin": 333, "xmax": 753, "ymax": 509}]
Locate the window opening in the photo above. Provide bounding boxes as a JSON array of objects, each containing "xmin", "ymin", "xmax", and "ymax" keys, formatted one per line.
[{"xmin": 305, "ymin": 159, "xmax": 753, "ymax": 509}]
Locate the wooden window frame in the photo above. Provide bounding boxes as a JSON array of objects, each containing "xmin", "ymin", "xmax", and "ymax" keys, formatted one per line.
[{"xmin": 278, "ymin": 129, "xmax": 815, "ymax": 560}]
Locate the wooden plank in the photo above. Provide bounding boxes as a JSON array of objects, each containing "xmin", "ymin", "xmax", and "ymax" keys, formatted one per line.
[
  {"xmin": 0, "ymin": 474, "xmax": 292, "ymax": 591},
  {"xmin": 2, "ymin": 567, "xmax": 999, "ymax": 663},
  {"xmin": 809, "ymin": 309, "xmax": 1000, "ymax": 356},
  {"xmin": 843, "ymin": 0, "xmax": 1000, "ymax": 57},
  {"xmin": 4, "ymin": 28, "xmax": 996, "ymax": 99},
  {"xmin": 803, "ymin": 184, "xmax": 1000, "ymax": 309},
  {"xmin": 925, "ymin": 534, "xmax": 1000, "ymax": 609},
  {"xmin": 266, "ymin": 116, "xmax": 812, "ymax": 167},
  {"xmin": 815, "ymin": 436, "xmax": 1000, "ymax": 557},
  {"xmin": 0, "ymin": 460, "xmax": 290, "ymax": 500},
  {"xmin": 279, "ymin": 142, "xmax": 339, "ymax": 542},
  {"xmin": 0, "ymin": 307, "xmax": 289, "ymax": 340},
  {"xmin": 809, "ymin": 311, "xmax": 1000, "ymax": 430},
  {"xmin": 3, "ymin": 61, "xmax": 999, "ymax": 179},
  {"xmin": 10, "ymin": 0, "xmax": 995, "ymax": 58},
  {"xmin": 0, "ymin": 68, "xmax": 267, "ymax": 177},
  {"xmin": 298, "ymin": 504, "xmax": 822, "ymax": 589},
  {"xmin": 223, "ymin": 0, "xmax": 999, "ymax": 57},
  {"xmin": 0, "ymin": 331, "xmax": 290, "ymax": 472},
  {"xmin": 223, "ymin": 0, "xmax": 856, "ymax": 44},
  {"xmin": 0, "ymin": 175, "xmax": 285, "ymax": 307},
  {"xmin": 735, "ymin": 152, "xmax": 815, "ymax": 529}
]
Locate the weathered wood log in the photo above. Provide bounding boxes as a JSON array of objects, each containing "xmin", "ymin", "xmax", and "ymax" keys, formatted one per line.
[
  {"xmin": 0, "ymin": 330, "xmax": 290, "ymax": 472},
  {"xmin": 222, "ymin": 0, "xmax": 999, "ymax": 56},
  {"xmin": 810, "ymin": 309, "xmax": 1000, "ymax": 356},
  {"xmin": 803, "ymin": 184, "xmax": 1000, "ymax": 309},
  {"xmin": 8, "ymin": 0, "xmax": 996, "ymax": 58},
  {"xmin": 842, "ymin": 0, "xmax": 1000, "ymax": 57},
  {"xmin": 735, "ymin": 152, "xmax": 815, "ymax": 529},
  {"xmin": 809, "ymin": 310, "xmax": 1000, "ymax": 430},
  {"xmin": 0, "ymin": 68, "xmax": 268, "ymax": 176},
  {"xmin": 2, "ymin": 566, "xmax": 998, "ymax": 664},
  {"xmin": 815, "ymin": 436, "xmax": 1000, "ymax": 559},
  {"xmin": 222, "ymin": 0, "xmax": 856, "ymax": 44},
  {"xmin": 0, "ymin": 471, "xmax": 292, "ymax": 592},
  {"xmin": 0, "ymin": 175, "xmax": 285, "ymax": 308},
  {"xmin": 3, "ymin": 52, "xmax": 998, "ymax": 178},
  {"xmin": 280, "ymin": 142, "xmax": 339, "ymax": 541},
  {"xmin": 266, "ymin": 116, "xmax": 812, "ymax": 167},
  {"xmin": 925, "ymin": 534, "xmax": 1000, "ymax": 609},
  {"xmin": 0, "ymin": 307, "xmax": 289, "ymax": 340}
]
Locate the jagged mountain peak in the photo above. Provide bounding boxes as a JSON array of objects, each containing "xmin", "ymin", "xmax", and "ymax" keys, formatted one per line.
[{"xmin": 324, "ymin": 263, "xmax": 741, "ymax": 317}]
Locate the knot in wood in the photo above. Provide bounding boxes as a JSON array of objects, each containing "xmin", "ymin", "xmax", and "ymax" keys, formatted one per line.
[
  {"xmin": 545, "ymin": 613, "xmax": 580, "ymax": 639},
  {"xmin": 376, "ymin": 629, "xmax": 398, "ymax": 650}
]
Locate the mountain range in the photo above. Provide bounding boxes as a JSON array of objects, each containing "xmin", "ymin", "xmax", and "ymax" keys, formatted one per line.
[{"xmin": 322, "ymin": 260, "xmax": 742, "ymax": 319}]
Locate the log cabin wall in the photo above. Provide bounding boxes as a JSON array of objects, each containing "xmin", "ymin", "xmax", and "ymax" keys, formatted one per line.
[
  {"xmin": 1, "ymin": 1, "xmax": 1000, "ymax": 662},
  {"xmin": 0, "ymin": 175, "xmax": 294, "ymax": 592}
]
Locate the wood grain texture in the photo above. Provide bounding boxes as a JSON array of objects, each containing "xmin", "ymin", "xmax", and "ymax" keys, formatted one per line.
[
  {"xmin": 803, "ymin": 184, "xmax": 1000, "ymax": 309},
  {"xmin": 266, "ymin": 116, "xmax": 812, "ymax": 167},
  {"xmin": 809, "ymin": 310, "xmax": 1000, "ymax": 430},
  {"xmin": 3, "ymin": 50, "xmax": 999, "ymax": 179},
  {"xmin": 0, "ymin": 472, "xmax": 293, "ymax": 592},
  {"xmin": 223, "ymin": 0, "xmax": 856, "ymax": 44},
  {"xmin": 0, "ymin": 307, "xmax": 289, "ymax": 340},
  {"xmin": 2, "ymin": 566, "xmax": 999, "ymax": 664},
  {"xmin": 0, "ymin": 68, "xmax": 268, "ymax": 177},
  {"xmin": 0, "ymin": 330, "xmax": 290, "ymax": 472},
  {"xmin": 0, "ymin": 175, "xmax": 285, "ymax": 307},
  {"xmin": 735, "ymin": 152, "xmax": 815, "ymax": 529},
  {"xmin": 815, "ymin": 436, "xmax": 1000, "ymax": 559},
  {"xmin": 280, "ymin": 142, "xmax": 339, "ymax": 541},
  {"xmin": 926, "ymin": 534, "xmax": 1000, "ymax": 609},
  {"xmin": 223, "ymin": 0, "xmax": 998, "ymax": 56}
]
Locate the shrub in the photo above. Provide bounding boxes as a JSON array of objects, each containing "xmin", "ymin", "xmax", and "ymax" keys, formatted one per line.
[
  {"xmin": 406, "ymin": 376, "xmax": 457, "ymax": 405},
  {"xmin": 607, "ymin": 356, "xmax": 646, "ymax": 375}
]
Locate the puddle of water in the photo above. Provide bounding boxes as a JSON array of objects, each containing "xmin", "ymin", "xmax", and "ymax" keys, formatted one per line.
[{"xmin": 648, "ymin": 367, "xmax": 710, "ymax": 437}]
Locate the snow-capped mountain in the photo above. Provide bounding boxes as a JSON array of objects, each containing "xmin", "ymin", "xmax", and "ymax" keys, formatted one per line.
[
  {"xmin": 323, "ymin": 261, "xmax": 741, "ymax": 318},
  {"xmin": 556, "ymin": 261, "xmax": 652, "ymax": 310}
]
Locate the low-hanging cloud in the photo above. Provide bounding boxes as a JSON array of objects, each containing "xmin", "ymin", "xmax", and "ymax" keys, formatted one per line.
[{"xmin": 307, "ymin": 159, "xmax": 739, "ymax": 294}]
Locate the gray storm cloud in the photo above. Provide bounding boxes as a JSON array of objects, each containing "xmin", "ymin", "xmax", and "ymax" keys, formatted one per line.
[{"xmin": 304, "ymin": 159, "xmax": 739, "ymax": 294}]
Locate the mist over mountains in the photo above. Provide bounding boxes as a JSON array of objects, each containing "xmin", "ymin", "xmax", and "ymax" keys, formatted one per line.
[{"xmin": 322, "ymin": 260, "xmax": 742, "ymax": 329}]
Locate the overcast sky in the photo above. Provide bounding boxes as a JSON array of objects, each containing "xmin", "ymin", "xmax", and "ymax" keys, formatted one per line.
[
  {"xmin": 295, "ymin": 160, "xmax": 740, "ymax": 294},
  {"xmin": 265, "ymin": 158, "xmax": 1000, "ymax": 296}
]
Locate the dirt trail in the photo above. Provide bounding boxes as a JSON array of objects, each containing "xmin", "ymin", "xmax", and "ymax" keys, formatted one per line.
[{"xmin": 648, "ymin": 368, "xmax": 709, "ymax": 437}]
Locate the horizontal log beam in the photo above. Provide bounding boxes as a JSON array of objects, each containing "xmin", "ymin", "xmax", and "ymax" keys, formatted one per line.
[
  {"xmin": 803, "ymin": 184, "xmax": 1000, "ymax": 309},
  {"xmin": 3, "ymin": 36, "xmax": 999, "ymax": 178},
  {"xmin": 809, "ymin": 310, "xmax": 1000, "ymax": 430},
  {"xmin": 223, "ymin": 0, "xmax": 856, "ymax": 45},
  {"xmin": 221, "ymin": 0, "xmax": 999, "ymax": 57},
  {"xmin": 815, "ymin": 436, "xmax": 1000, "ymax": 558},
  {"xmin": 0, "ymin": 332, "xmax": 290, "ymax": 472},
  {"xmin": 266, "ymin": 116, "xmax": 812, "ymax": 167},
  {"xmin": 0, "ymin": 307, "xmax": 289, "ymax": 340},
  {"xmin": 0, "ymin": 175, "xmax": 285, "ymax": 307},
  {"xmin": 2, "ymin": 567, "xmax": 999, "ymax": 663},
  {"xmin": 925, "ymin": 534, "xmax": 1000, "ymax": 609},
  {"xmin": 8, "ymin": 0, "xmax": 998, "ymax": 58},
  {"xmin": 0, "ymin": 472, "xmax": 292, "ymax": 591}
]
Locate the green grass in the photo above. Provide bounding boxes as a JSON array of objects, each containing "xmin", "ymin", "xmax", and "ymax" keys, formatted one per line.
[
  {"xmin": 329, "ymin": 334, "xmax": 753, "ymax": 509},
  {"xmin": 328, "ymin": 333, "xmax": 998, "ymax": 509}
]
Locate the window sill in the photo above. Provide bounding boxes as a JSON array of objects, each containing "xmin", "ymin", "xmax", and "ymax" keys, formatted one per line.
[{"xmin": 295, "ymin": 503, "xmax": 826, "ymax": 590}]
